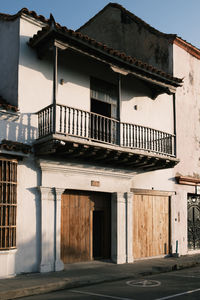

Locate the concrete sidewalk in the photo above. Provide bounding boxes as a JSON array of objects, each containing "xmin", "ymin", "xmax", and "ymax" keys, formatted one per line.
[{"xmin": 1, "ymin": 254, "xmax": 200, "ymax": 300}]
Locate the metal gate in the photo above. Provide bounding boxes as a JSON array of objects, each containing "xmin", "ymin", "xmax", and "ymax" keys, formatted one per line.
[{"xmin": 188, "ymin": 194, "xmax": 200, "ymax": 250}]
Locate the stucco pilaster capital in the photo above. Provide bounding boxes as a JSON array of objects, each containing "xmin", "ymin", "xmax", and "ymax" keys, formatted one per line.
[
  {"xmin": 125, "ymin": 192, "xmax": 133, "ymax": 203},
  {"xmin": 170, "ymin": 193, "xmax": 177, "ymax": 201},
  {"xmin": 38, "ymin": 186, "xmax": 54, "ymax": 201},
  {"xmin": 54, "ymin": 188, "xmax": 65, "ymax": 201},
  {"xmin": 112, "ymin": 192, "xmax": 126, "ymax": 203}
]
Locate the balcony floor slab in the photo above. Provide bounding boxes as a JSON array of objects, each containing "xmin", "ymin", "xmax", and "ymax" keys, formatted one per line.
[{"xmin": 34, "ymin": 134, "xmax": 179, "ymax": 172}]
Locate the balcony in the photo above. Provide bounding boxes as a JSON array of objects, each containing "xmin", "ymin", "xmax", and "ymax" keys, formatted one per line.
[{"xmin": 34, "ymin": 104, "xmax": 178, "ymax": 171}]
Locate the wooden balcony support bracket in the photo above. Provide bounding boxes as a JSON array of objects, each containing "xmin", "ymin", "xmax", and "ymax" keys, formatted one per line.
[
  {"xmin": 34, "ymin": 140, "xmax": 57, "ymax": 155},
  {"xmin": 143, "ymin": 158, "xmax": 177, "ymax": 172},
  {"xmin": 92, "ymin": 149, "xmax": 112, "ymax": 161},
  {"xmin": 138, "ymin": 157, "xmax": 160, "ymax": 170},
  {"xmin": 110, "ymin": 153, "xmax": 134, "ymax": 165},
  {"xmin": 81, "ymin": 149, "xmax": 99, "ymax": 158},
  {"xmin": 125, "ymin": 155, "xmax": 145, "ymax": 167},
  {"xmin": 103, "ymin": 151, "xmax": 119, "ymax": 162}
]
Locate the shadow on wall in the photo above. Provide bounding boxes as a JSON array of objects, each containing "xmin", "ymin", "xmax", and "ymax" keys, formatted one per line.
[
  {"xmin": 21, "ymin": 35, "xmax": 135, "ymax": 103},
  {"xmin": 13, "ymin": 155, "xmax": 42, "ymax": 276},
  {"xmin": 0, "ymin": 113, "xmax": 37, "ymax": 144},
  {"xmin": 15, "ymin": 186, "xmax": 41, "ymax": 274}
]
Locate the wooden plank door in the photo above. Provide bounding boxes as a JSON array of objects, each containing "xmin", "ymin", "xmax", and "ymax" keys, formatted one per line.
[
  {"xmin": 61, "ymin": 191, "xmax": 92, "ymax": 264},
  {"xmin": 61, "ymin": 191, "xmax": 111, "ymax": 264},
  {"xmin": 133, "ymin": 194, "xmax": 169, "ymax": 259},
  {"xmin": 152, "ymin": 195, "xmax": 169, "ymax": 257}
]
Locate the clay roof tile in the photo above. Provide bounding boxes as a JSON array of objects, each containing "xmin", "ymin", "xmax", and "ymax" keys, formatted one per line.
[
  {"xmin": 0, "ymin": 140, "xmax": 32, "ymax": 154},
  {"xmin": 0, "ymin": 96, "xmax": 18, "ymax": 112}
]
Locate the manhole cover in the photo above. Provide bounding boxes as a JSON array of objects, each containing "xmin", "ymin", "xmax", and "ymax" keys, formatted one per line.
[{"xmin": 127, "ymin": 279, "xmax": 161, "ymax": 288}]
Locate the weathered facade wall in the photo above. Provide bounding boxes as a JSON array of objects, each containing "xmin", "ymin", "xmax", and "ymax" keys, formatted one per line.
[
  {"xmin": 172, "ymin": 44, "xmax": 200, "ymax": 255},
  {"xmin": 0, "ymin": 18, "xmax": 19, "ymax": 106},
  {"xmin": 174, "ymin": 45, "xmax": 200, "ymax": 177},
  {"xmin": 80, "ymin": 5, "xmax": 173, "ymax": 74},
  {"xmin": 131, "ymin": 169, "xmax": 174, "ymax": 192}
]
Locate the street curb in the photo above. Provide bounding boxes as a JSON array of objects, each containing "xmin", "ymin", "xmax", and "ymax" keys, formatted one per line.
[{"xmin": 0, "ymin": 260, "xmax": 200, "ymax": 300}]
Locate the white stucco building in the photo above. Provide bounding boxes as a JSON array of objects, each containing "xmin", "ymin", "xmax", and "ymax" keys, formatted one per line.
[{"xmin": 0, "ymin": 4, "xmax": 199, "ymax": 279}]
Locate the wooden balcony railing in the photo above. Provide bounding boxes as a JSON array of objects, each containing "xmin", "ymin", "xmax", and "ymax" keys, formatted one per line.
[{"xmin": 37, "ymin": 104, "xmax": 176, "ymax": 157}]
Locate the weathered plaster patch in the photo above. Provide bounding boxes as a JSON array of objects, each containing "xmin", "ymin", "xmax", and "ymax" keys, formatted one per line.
[{"xmin": 189, "ymin": 72, "xmax": 194, "ymax": 85}]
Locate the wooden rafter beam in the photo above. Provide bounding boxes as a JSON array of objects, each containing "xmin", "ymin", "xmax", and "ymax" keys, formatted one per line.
[{"xmin": 34, "ymin": 138, "xmax": 178, "ymax": 171}]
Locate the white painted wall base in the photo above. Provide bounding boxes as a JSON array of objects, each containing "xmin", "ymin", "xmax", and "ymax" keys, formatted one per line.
[
  {"xmin": 112, "ymin": 255, "xmax": 127, "ymax": 264},
  {"xmin": 40, "ymin": 261, "xmax": 55, "ymax": 273},
  {"xmin": 0, "ymin": 249, "xmax": 17, "ymax": 278},
  {"xmin": 111, "ymin": 192, "xmax": 126, "ymax": 264},
  {"xmin": 55, "ymin": 259, "xmax": 64, "ymax": 271}
]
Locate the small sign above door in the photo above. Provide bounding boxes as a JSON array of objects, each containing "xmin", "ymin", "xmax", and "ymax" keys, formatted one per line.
[{"xmin": 91, "ymin": 180, "xmax": 100, "ymax": 187}]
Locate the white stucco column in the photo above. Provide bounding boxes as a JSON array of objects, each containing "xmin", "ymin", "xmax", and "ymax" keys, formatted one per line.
[
  {"xmin": 111, "ymin": 192, "xmax": 126, "ymax": 264},
  {"xmin": 39, "ymin": 187, "xmax": 55, "ymax": 273},
  {"xmin": 54, "ymin": 188, "xmax": 65, "ymax": 271},
  {"xmin": 125, "ymin": 192, "xmax": 134, "ymax": 263},
  {"xmin": 170, "ymin": 193, "xmax": 176, "ymax": 254}
]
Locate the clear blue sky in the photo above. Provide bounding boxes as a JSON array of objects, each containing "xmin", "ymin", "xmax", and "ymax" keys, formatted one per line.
[{"xmin": 1, "ymin": 0, "xmax": 200, "ymax": 48}]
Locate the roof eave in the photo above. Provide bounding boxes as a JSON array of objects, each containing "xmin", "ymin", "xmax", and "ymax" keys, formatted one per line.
[
  {"xmin": 29, "ymin": 28, "xmax": 182, "ymax": 92},
  {"xmin": 174, "ymin": 37, "xmax": 200, "ymax": 60}
]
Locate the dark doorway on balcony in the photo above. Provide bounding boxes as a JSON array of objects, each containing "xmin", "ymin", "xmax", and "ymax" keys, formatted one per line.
[
  {"xmin": 90, "ymin": 77, "xmax": 119, "ymax": 144},
  {"xmin": 90, "ymin": 98, "xmax": 114, "ymax": 143},
  {"xmin": 91, "ymin": 98, "xmax": 111, "ymax": 118}
]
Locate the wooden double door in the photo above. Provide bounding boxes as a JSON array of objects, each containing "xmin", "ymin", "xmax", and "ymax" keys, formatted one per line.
[
  {"xmin": 133, "ymin": 193, "xmax": 170, "ymax": 259},
  {"xmin": 61, "ymin": 190, "xmax": 111, "ymax": 264}
]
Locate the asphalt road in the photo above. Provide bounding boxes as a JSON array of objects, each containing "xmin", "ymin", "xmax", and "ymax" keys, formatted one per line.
[{"xmin": 17, "ymin": 265, "xmax": 200, "ymax": 300}]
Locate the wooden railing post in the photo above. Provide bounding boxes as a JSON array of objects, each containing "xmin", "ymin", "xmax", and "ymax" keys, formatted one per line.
[{"xmin": 117, "ymin": 74, "xmax": 121, "ymax": 146}]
